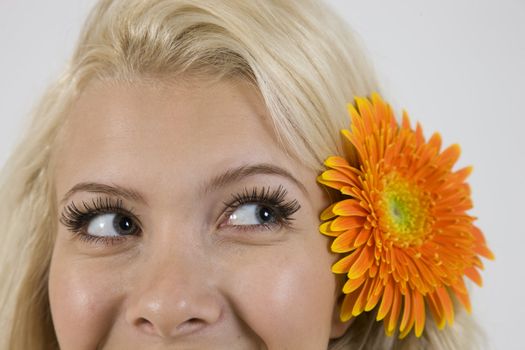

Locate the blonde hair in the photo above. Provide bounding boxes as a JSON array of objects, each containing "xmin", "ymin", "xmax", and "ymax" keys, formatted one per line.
[{"xmin": 0, "ymin": 0, "xmax": 484, "ymax": 349}]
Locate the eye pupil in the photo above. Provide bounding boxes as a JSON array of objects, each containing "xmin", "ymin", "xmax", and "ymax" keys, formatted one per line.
[
  {"xmin": 258, "ymin": 206, "xmax": 274, "ymax": 223},
  {"xmin": 115, "ymin": 215, "xmax": 134, "ymax": 234}
]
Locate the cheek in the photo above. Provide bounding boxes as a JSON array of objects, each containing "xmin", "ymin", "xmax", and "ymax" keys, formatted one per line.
[
  {"xmin": 48, "ymin": 251, "xmax": 123, "ymax": 349},
  {"xmin": 230, "ymin": 245, "xmax": 337, "ymax": 348}
]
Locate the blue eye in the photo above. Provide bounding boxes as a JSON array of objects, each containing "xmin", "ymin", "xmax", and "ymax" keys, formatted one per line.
[
  {"xmin": 60, "ymin": 197, "xmax": 141, "ymax": 244},
  {"xmin": 222, "ymin": 186, "xmax": 301, "ymax": 231},
  {"xmin": 87, "ymin": 213, "xmax": 138, "ymax": 237},
  {"xmin": 227, "ymin": 203, "xmax": 277, "ymax": 226}
]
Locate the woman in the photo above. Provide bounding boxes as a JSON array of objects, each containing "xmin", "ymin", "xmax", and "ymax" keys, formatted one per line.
[{"xmin": 0, "ymin": 0, "xmax": 490, "ymax": 349}]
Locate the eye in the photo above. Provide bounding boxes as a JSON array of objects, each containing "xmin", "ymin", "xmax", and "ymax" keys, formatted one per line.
[
  {"xmin": 87, "ymin": 213, "xmax": 138, "ymax": 237},
  {"xmin": 220, "ymin": 186, "xmax": 301, "ymax": 232},
  {"xmin": 226, "ymin": 203, "xmax": 277, "ymax": 226}
]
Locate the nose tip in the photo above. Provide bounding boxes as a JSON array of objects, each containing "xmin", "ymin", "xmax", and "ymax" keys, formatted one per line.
[
  {"xmin": 125, "ymin": 251, "xmax": 223, "ymax": 340},
  {"xmin": 127, "ymin": 289, "xmax": 223, "ymax": 339},
  {"xmin": 129, "ymin": 296, "xmax": 222, "ymax": 338}
]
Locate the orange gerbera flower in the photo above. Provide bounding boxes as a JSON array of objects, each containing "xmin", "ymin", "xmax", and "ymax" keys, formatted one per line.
[{"xmin": 317, "ymin": 93, "xmax": 493, "ymax": 338}]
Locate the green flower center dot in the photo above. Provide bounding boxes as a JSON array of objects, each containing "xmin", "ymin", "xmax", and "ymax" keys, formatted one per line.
[{"xmin": 378, "ymin": 173, "xmax": 434, "ymax": 246}]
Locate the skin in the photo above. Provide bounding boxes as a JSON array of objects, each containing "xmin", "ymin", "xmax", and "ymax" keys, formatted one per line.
[{"xmin": 49, "ymin": 77, "xmax": 351, "ymax": 349}]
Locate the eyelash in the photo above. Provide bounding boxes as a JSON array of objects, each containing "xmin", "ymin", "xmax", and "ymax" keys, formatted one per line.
[
  {"xmin": 60, "ymin": 186, "xmax": 301, "ymax": 245},
  {"xmin": 60, "ymin": 197, "xmax": 139, "ymax": 245},
  {"xmin": 222, "ymin": 185, "xmax": 301, "ymax": 232}
]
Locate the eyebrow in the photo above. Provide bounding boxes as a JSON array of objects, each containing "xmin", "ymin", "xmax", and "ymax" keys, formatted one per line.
[
  {"xmin": 60, "ymin": 182, "xmax": 146, "ymax": 205},
  {"xmin": 203, "ymin": 163, "xmax": 307, "ymax": 195},
  {"xmin": 60, "ymin": 163, "xmax": 307, "ymax": 205}
]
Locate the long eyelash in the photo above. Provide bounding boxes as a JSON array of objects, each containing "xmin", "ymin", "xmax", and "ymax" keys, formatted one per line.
[
  {"xmin": 60, "ymin": 197, "xmax": 138, "ymax": 237},
  {"xmin": 223, "ymin": 185, "xmax": 301, "ymax": 228}
]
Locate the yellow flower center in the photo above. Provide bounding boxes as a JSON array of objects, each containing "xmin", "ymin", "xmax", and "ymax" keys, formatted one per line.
[{"xmin": 378, "ymin": 173, "xmax": 433, "ymax": 246}]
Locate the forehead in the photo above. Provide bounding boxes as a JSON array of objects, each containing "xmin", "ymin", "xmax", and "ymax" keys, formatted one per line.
[
  {"xmin": 59, "ymin": 77, "xmax": 271, "ymax": 153},
  {"xmin": 53, "ymin": 78, "xmax": 309, "ymax": 201}
]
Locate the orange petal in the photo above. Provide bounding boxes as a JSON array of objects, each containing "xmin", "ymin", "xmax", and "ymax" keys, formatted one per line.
[
  {"xmin": 452, "ymin": 284, "xmax": 472, "ymax": 314},
  {"xmin": 390, "ymin": 249, "xmax": 409, "ymax": 282},
  {"xmin": 356, "ymin": 97, "xmax": 375, "ymax": 133},
  {"xmin": 320, "ymin": 203, "xmax": 337, "ymax": 221},
  {"xmin": 376, "ymin": 278, "xmax": 394, "ymax": 321},
  {"xmin": 452, "ymin": 166, "xmax": 473, "ymax": 183},
  {"xmin": 352, "ymin": 279, "xmax": 372, "ymax": 316},
  {"xmin": 340, "ymin": 291, "xmax": 359, "ymax": 321},
  {"xmin": 342, "ymin": 129, "xmax": 366, "ymax": 159},
  {"xmin": 470, "ymin": 224, "xmax": 487, "ymax": 243},
  {"xmin": 427, "ymin": 291, "xmax": 446, "ymax": 329},
  {"xmin": 371, "ymin": 93, "xmax": 389, "ymax": 124},
  {"xmin": 471, "ymin": 255, "xmax": 484, "ymax": 269},
  {"xmin": 331, "ymin": 229, "xmax": 360, "ymax": 253},
  {"xmin": 436, "ymin": 286, "xmax": 454, "ymax": 326},
  {"xmin": 386, "ymin": 287, "xmax": 402, "ymax": 334},
  {"xmin": 399, "ymin": 299, "xmax": 416, "ymax": 339},
  {"xmin": 451, "ymin": 276, "xmax": 468, "ymax": 295},
  {"xmin": 332, "ymin": 252, "xmax": 359, "ymax": 274},
  {"xmin": 399, "ymin": 288, "xmax": 412, "ymax": 332},
  {"xmin": 369, "ymin": 258, "xmax": 379, "ymax": 277},
  {"xmin": 437, "ymin": 144, "xmax": 461, "ymax": 169},
  {"xmin": 324, "ymin": 156, "xmax": 350, "ymax": 168},
  {"xmin": 413, "ymin": 259, "xmax": 438, "ymax": 289},
  {"xmin": 471, "ymin": 225, "xmax": 495, "ymax": 260},
  {"xmin": 343, "ymin": 275, "xmax": 367, "ymax": 294},
  {"xmin": 319, "ymin": 221, "xmax": 339, "ymax": 237},
  {"xmin": 347, "ymin": 246, "xmax": 373, "ymax": 279},
  {"xmin": 353, "ymin": 227, "xmax": 371, "ymax": 248},
  {"xmin": 413, "ymin": 291, "xmax": 425, "ymax": 337},
  {"xmin": 427, "ymin": 132, "xmax": 442, "ymax": 151},
  {"xmin": 401, "ymin": 110, "xmax": 411, "ymax": 130},
  {"xmin": 317, "ymin": 176, "xmax": 350, "ymax": 192},
  {"xmin": 347, "ymin": 102, "xmax": 362, "ymax": 124},
  {"xmin": 364, "ymin": 277, "xmax": 383, "ymax": 311},
  {"xmin": 474, "ymin": 244, "xmax": 495, "ymax": 261},
  {"xmin": 464, "ymin": 266, "xmax": 483, "ymax": 287},
  {"xmin": 340, "ymin": 186, "xmax": 359, "ymax": 197},
  {"xmin": 320, "ymin": 169, "xmax": 357, "ymax": 187},
  {"xmin": 333, "ymin": 199, "xmax": 368, "ymax": 217},
  {"xmin": 326, "ymin": 166, "xmax": 361, "ymax": 186},
  {"xmin": 415, "ymin": 122, "xmax": 424, "ymax": 147},
  {"xmin": 330, "ymin": 216, "xmax": 364, "ymax": 231}
]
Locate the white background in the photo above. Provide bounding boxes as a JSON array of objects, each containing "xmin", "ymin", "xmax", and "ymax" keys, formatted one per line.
[{"xmin": 0, "ymin": 1, "xmax": 523, "ymax": 349}]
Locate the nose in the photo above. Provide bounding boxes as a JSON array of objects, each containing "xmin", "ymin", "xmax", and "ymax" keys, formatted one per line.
[{"xmin": 125, "ymin": 246, "xmax": 223, "ymax": 339}]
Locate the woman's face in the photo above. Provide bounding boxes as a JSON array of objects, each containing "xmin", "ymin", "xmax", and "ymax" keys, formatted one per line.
[{"xmin": 49, "ymin": 77, "xmax": 350, "ymax": 349}]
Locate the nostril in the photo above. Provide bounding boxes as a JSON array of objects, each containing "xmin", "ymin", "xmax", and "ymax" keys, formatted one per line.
[
  {"xmin": 134, "ymin": 316, "xmax": 208, "ymax": 337},
  {"xmin": 175, "ymin": 317, "xmax": 207, "ymax": 334},
  {"xmin": 135, "ymin": 317, "xmax": 156, "ymax": 335},
  {"xmin": 183, "ymin": 318, "xmax": 198, "ymax": 325}
]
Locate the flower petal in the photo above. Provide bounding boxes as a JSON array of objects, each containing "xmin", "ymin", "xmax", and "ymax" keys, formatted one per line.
[
  {"xmin": 340, "ymin": 291, "xmax": 359, "ymax": 321},
  {"xmin": 427, "ymin": 291, "xmax": 446, "ymax": 329},
  {"xmin": 319, "ymin": 221, "xmax": 339, "ymax": 237},
  {"xmin": 330, "ymin": 216, "xmax": 364, "ymax": 231},
  {"xmin": 343, "ymin": 275, "xmax": 367, "ymax": 294},
  {"xmin": 320, "ymin": 203, "xmax": 337, "ymax": 221},
  {"xmin": 464, "ymin": 266, "xmax": 483, "ymax": 286},
  {"xmin": 347, "ymin": 246, "xmax": 374, "ymax": 279},
  {"xmin": 413, "ymin": 291, "xmax": 425, "ymax": 337},
  {"xmin": 376, "ymin": 278, "xmax": 394, "ymax": 321},
  {"xmin": 399, "ymin": 288, "xmax": 412, "ymax": 332},
  {"xmin": 331, "ymin": 228, "xmax": 360, "ymax": 253},
  {"xmin": 332, "ymin": 252, "xmax": 359, "ymax": 274},
  {"xmin": 436, "ymin": 286, "xmax": 454, "ymax": 326},
  {"xmin": 386, "ymin": 287, "xmax": 402, "ymax": 334}
]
